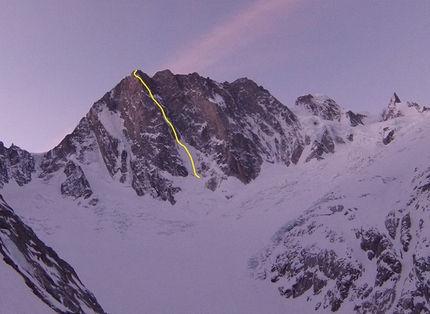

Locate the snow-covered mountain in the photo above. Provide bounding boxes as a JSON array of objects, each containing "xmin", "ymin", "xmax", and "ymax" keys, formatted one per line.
[
  {"xmin": 1, "ymin": 69, "xmax": 429, "ymax": 313},
  {"xmin": 250, "ymin": 95, "xmax": 430, "ymax": 313},
  {"xmin": 38, "ymin": 70, "xmax": 305, "ymax": 204}
]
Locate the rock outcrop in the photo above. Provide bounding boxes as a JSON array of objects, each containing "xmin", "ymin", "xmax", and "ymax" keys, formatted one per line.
[
  {"xmin": 383, "ymin": 128, "xmax": 395, "ymax": 145},
  {"xmin": 0, "ymin": 142, "xmax": 35, "ymax": 187},
  {"xmin": 305, "ymin": 127, "xmax": 345, "ymax": 162},
  {"xmin": 381, "ymin": 93, "xmax": 427, "ymax": 121},
  {"xmin": 381, "ymin": 93, "xmax": 403, "ymax": 121},
  {"xmin": 61, "ymin": 161, "xmax": 93, "ymax": 199},
  {"xmin": 294, "ymin": 95, "xmax": 348, "ymax": 162},
  {"xmin": 346, "ymin": 110, "xmax": 366, "ymax": 127}
]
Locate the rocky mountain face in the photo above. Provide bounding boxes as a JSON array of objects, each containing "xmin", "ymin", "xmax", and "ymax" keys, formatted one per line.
[
  {"xmin": 251, "ymin": 165, "xmax": 430, "ymax": 313},
  {"xmin": 0, "ymin": 194, "xmax": 105, "ymax": 314},
  {"xmin": 250, "ymin": 100, "xmax": 430, "ymax": 313},
  {"xmin": 379, "ymin": 93, "xmax": 430, "ymax": 145},
  {"xmin": 295, "ymin": 94, "xmax": 343, "ymax": 122},
  {"xmin": 0, "ymin": 142, "xmax": 35, "ymax": 188},
  {"xmin": 381, "ymin": 93, "xmax": 430, "ymax": 122},
  {"xmin": 38, "ymin": 70, "xmax": 305, "ymax": 204},
  {"xmin": 1, "ymin": 68, "xmax": 430, "ymax": 313},
  {"xmin": 381, "ymin": 93, "xmax": 403, "ymax": 121},
  {"xmin": 294, "ymin": 94, "xmax": 365, "ymax": 162}
]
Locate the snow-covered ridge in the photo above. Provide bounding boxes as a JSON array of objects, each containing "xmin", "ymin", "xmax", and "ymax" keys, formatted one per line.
[
  {"xmin": 1, "ymin": 67, "xmax": 430, "ymax": 313},
  {"xmin": 0, "ymin": 194, "xmax": 106, "ymax": 313},
  {"xmin": 250, "ymin": 110, "xmax": 430, "ymax": 313}
]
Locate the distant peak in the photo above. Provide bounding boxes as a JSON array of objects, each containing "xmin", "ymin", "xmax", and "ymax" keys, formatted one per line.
[
  {"xmin": 295, "ymin": 94, "xmax": 342, "ymax": 121},
  {"xmin": 380, "ymin": 93, "xmax": 425, "ymax": 121},
  {"xmin": 392, "ymin": 92, "xmax": 401, "ymax": 103}
]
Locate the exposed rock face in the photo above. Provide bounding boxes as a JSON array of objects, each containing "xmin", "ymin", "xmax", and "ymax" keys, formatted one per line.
[
  {"xmin": 381, "ymin": 93, "xmax": 404, "ymax": 121},
  {"xmin": 149, "ymin": 71, "xmax": 304, "ymax": 182},
  {"xmin": 383, "ymin": 128, "xmax": 395, "ymax": 145},
  {"xmin": 391, "ymin": 167, "xmax": 430, "ymax": 314},
  {"xmin": 381, "ymin": 93, "xmax": 428, "ymax": 122},
  {"xmin": 346, "ymin": 110, "xmax": 366, "ymax": 127},
  {"xmin": 251, "ymin": 165, "xmax": 430, "ymax": 313},
  {"xmin": 0, "ymin": 194, "xmax": 106, "ymax": 314},
  {"xmin": 0, "ymin": 142, "xmax": 35, "ymax": 187},
  {"xmin": 305, "ymin": 128, "xmax": 345, "ymax": 162},
  {"xmin": 407, "ymin": 101, "xmax": 420, "ymax": 111},
  {"xmin": 39, "ymin": 70, "xmax": 304, "ymax": 204},
  {"xmin": 39, "ymin": 117, "xmax": 97, "ymax": 179},
  {"xmin": 250, "ymin": 197, "xmax": 365, "ymax": 312},
  {"xmin": 61, "ymin": 161, "xmax": 93, "ymax": 199},
  {"xmin": 295, "ymin": 94, "xmax": 342, "ymax": 122}
]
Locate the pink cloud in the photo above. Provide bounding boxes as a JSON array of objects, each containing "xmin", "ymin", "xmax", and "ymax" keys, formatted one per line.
[{"xmin": 165, "ymin": 0, "xmax": 299, "ymax": 74}]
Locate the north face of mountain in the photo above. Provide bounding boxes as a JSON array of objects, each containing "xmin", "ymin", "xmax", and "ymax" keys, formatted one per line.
[
  {"xmin": 0, "ymin": 194, "xmax": 106, "ymax": 314},
  {"xmin": 39, "ymin": 70, "xmax": 305, "ymax": 204},
  {"xmin": 149, "ymin": 70, "xmax": 304, "ymax": 180}
]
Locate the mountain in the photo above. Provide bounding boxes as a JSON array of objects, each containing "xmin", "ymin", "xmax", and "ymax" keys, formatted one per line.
[
  {"xmin": 381, "ymin": 92, "xmax": 429, "ymax": 122},
  {"xmin": 1, "ymin": 70, "xmax": 430, "ymax": 313},
  {"xmin": 38, "ymin": 70, "xmax": 305, "ymax": 204}
]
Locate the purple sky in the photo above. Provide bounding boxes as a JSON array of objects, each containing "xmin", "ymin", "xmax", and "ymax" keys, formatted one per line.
[{"xmin": 1, "ymin": 0, "xmax": 429, "ymax": 152}]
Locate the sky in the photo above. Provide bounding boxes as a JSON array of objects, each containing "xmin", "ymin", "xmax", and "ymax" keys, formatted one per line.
[{"xmin": 0, "ymin": 0, "xmax": 429, "ymax": 153}]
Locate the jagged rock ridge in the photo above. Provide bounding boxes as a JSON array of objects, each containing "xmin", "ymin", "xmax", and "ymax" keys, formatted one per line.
[
  {"xmin": 0, "ymin": 194, "xmax": 106, "ymax": 314},
  {"xmin": 250, "ymin": 143, "xmax": 430, "ymax": 313},
  {"xmin": 0, "ymin": 142, "xmax": 35, "ymax": 188},
  {"xmin": 39, "ymin": 69, "xmax": 305, "ymax": 204},
  {"xmin": 381, "ymin": 92, "xmax": 429, "ymax": 122}
]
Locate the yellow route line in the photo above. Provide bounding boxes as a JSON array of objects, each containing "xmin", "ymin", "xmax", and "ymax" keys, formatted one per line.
[{"xmin": 133, "ymin": 70, "xmax": 200, "ymax": 179}]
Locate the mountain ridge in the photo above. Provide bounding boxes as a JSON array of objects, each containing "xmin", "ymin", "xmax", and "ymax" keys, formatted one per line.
[
  {"xmin": 1, "ymin": 69, "xmax": 430, "ymax": 313},
  {"xmin": 32, "ymin": 69, "xmax": 308, "ymax": 204},
  {"xmin": 4, "ymin": 70, "xmax": 408, "ymax": 204},
  {"xmin": 0, "ymin": 194, "xmax": 106, "ymax": 314}
]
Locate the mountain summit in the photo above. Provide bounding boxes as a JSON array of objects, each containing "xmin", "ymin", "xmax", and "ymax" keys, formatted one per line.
[{"xmin": 38, "ymin": 70, "xmax": 305, "ymax": 204}]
